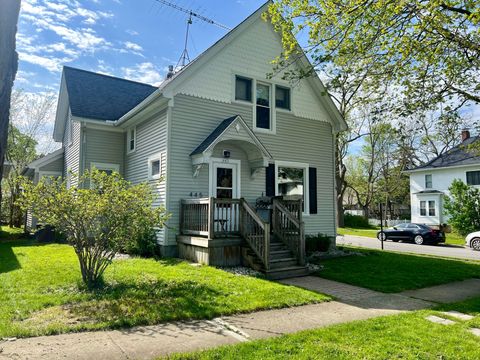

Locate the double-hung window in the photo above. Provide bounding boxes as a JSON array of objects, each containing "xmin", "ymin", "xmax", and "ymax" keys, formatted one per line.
[
  {"xmin": 428, "ymin": 200, "xmax": 436, "ymax": 216},
  {"xmin": 127, "ymin": 127, "xmax": 136, "ymax": 153},
  {"xmin": 467, "ymin": 171, "xmax": 480, "ymax": 185},
  {"xmin": 256, "ymin": 83, "xmax": 271, "ymax": 130},
  {"xmin": 425, "ymin": 174, "xmax": 432, "ymax": 188},
  {"xmin": 275, "ymin": 161, "xmax": 309, "ymax": 214},
  {"xmin": 420, "ymin": 201, "xmax": 426, "ymax": 216}
]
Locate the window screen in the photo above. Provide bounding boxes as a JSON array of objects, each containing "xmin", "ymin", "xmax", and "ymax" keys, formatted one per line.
[
  {"xmin": 467, "ymin": 171, "xmax": 480, "ymax": 185},
  {"xmin": 235, "ymin": 76, "xmax": 252, "ymax": 102}
]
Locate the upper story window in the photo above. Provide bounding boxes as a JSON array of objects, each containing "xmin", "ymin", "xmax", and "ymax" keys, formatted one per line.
[
  {"xmin": 466, "ymin": 171, "xmax": 480, "ymax": 185},
  {"xmin": 127, "ymin": 127, "xmax": 136, "ymax": 153},
  {"xmin": 235, "ymin": 76, "xmax": 252, "ymax": 102},
  {"xmin": 275, "ymin": 85, "xmax": 291, "ymax": 110},
  {"xmin": 256, "ymin": 83, "xmax": 271, "ymax": 130},
  {"xmin": 234, "ymin": 75, "xmax": 292, "ymax": 134},
  {"xmin": 425, "ymin": 174, "xmax": 432, "ymax": 188}
]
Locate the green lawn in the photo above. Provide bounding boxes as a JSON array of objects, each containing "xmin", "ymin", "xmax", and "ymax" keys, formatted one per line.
[
  {"xmin": 172, "ymin": 297, "xmax": 480, "ymax": 359},
  {"xmin": 0, "ymin": 225, "xmax": 26, "ymax": 241},
  {"xmin": 316, "ymin": 247, "xmax": 480, "ymax": 293},
  {"xmin": 338, "ymin": 226, "xmax": 466, "ymax": 246},
  {"xmin": 0, "ymin": 240, "xmax": 328, "ymax": 338}
]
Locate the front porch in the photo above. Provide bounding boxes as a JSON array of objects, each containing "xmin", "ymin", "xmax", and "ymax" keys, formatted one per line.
[{"xmin": 177, "ymin": 197, "xmax": 308, "ymax": 279}]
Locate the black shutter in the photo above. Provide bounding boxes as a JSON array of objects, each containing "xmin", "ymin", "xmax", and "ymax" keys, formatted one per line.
[
  {"xmin": 266, "ymin": 163, "xmax": 275, "ymax": 196},
  {"xmin": 309, "ymin": 167, "xmax": 317, "ymax": 214}
]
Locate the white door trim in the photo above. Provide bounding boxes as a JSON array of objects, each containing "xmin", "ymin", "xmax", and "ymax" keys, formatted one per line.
[{"xmin": 209, "ymin": 158, "xmax": 241, "ymax": 198}]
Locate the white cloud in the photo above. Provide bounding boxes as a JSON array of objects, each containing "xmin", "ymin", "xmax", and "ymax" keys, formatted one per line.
[
  {"xmin": 124, "ymin": 41, "xmax": 143, "ymax": 52},
  {"xmin": 121, "ymin": 62, "xmax": 164, "ymax": 86},
  {"xmin": 126, "ymin": 29, "xmax": 139, "ymax": 36},
  {"xmin": 19, "ymin": 52, "xmax": 72, "ymax": 72}
]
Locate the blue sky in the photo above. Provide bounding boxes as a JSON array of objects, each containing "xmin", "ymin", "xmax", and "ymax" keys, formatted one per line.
[{"xmin": 16, "ymin": 0, "xmax": 265, "ymax": 92}]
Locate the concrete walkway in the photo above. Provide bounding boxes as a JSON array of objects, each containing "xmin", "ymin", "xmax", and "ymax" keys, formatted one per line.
[{"xmin": 1, "ymin": 276, "xmax": 479, "ymax": 360}]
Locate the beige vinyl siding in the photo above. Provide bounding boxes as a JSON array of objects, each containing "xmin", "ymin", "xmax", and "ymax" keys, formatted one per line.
[
  {"xmin": 167, "ymin": 94, "xmax": 335, "ymax": 244},
  {"xmin": 63, "ymin": 114, "xmax": 81, "ymax": 187},
  {"xmin": 125, "ymin": 108, "xmax": 168, "ymax": 243},
  {"xmin": 84, "ymin": 128, "xmax": 125, "ymax": 175}
]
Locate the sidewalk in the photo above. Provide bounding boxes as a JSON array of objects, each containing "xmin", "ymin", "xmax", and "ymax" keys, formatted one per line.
[{"xmin": 1, "ymin": 277, "xmax": 478, "ymax": 360}]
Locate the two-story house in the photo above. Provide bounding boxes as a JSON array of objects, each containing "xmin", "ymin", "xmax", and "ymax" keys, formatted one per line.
[
  {"xmin": 406, "ymin": 130, "xmax": 480, "ymax": 228},
  {"xmin": 24, "ymin": 2, "xmax": 347, "ymax": 278}
]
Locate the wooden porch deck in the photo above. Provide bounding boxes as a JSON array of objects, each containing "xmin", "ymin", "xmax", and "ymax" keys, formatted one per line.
[{"xmin": 178, "ymin": 197, "xmax": 308, "ymax": 279}]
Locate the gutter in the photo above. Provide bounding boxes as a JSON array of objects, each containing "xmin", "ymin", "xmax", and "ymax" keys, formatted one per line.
[{"xmin": 114, "ymin": 89, "xmax": 164, "ymax": 127}]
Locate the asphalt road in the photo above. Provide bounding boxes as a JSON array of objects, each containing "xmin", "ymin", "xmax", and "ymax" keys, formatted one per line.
[{"xmin": 337, "ymin": 234, "xmax": 480, "ymax": 261}]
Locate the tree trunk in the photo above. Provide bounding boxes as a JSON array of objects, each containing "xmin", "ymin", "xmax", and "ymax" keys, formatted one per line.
[{"xmin": 0, "ymin": 0, "xmax": 21, "ymax": 221}]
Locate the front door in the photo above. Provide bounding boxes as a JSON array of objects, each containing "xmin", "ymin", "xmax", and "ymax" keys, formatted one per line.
[
  {"xmin": 211, "ymin": 159, "xmax": 240, "ymax": 234},
  {"xmin": 212, "ymin": 160, "xmax": 240, "ymax": 199}
]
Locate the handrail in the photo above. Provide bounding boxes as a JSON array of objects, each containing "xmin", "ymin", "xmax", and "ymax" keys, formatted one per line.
[
  {"xmin": 240, "ymin": 198, "xmax": 270, "ymax": 269},
  {"xmin": 272, "ymin": 198, "xmax": 305, "ymax": 266},
  {"xmin": 273, "ymin": 200, "xmax": 301, "ymax": 228},
  {"xmin": 182, "ymin": 198, "xmax": 210, "ymax": 205}
]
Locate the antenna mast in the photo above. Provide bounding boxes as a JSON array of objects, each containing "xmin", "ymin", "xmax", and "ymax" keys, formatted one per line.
[{"xmin": 153, "ymin": 0, "xmax": 231, "ymax": 68}]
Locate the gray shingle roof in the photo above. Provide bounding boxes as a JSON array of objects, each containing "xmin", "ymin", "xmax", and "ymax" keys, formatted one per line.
[
  {"xmin": 190, "ymin": 116, "xmax": 238, "ymax": 155},
  {"xmin": 63, "ymin": 66, "xmax": 157, "ymax": 121},
  {"xmin": 410, "ymin": 136, "xmax": 480, "ymax": 170}
]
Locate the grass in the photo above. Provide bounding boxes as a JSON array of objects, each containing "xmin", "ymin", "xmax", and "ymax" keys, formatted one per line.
[
  {"xmin": 316, "ymin": 247, "xmax": 480, "ymax": 293},
  {"xmin": 0, "ymin": 239, "xmax": 328, "ymax": 339},
  {"xmin": 338, "ymin": 226, "xmax": 466, "ymax": 246},
  {"xmin": 0, "ymin": 225, "xmax": 27, "ymax": 241},
  {"xmin": 171, "ymin": 297, "xmax": 480, "ymax": 359}
]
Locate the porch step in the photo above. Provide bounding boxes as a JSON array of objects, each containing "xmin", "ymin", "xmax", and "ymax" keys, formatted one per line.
[
  {"xmin": 269, "ymin": 257, "xmax": 299, "ymax": 269},
  {"xmin": 269, "ymin": 249, "xmax": 293, "ymax": 260},
  {"xmin": 264, "ymin": 265, "xmax": 310, "ymax": 280}
]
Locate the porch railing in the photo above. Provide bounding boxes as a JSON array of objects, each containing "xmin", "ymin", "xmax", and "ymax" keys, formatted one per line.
[
  {"xmin": 180, "ymin": 198, "xmax": 241, "ymax": 238},
  {"xmin": 272, "ymin": 198, "xmax": 305, "ymax": 266},
  {"xmin": 180, "ymin": 197, "xmax": 270, "ymax": 269},
  {"xmin": 240, "ymin": 199, "xmax": 270, "ymax": 270}
]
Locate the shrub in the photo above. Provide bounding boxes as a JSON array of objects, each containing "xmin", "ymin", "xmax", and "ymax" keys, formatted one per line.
[
  {"xmin": 306, "ymin": 233, "xmax": 332, "ymax": 253},
  {"xmin": 344, "ymin": 213, "xmax": 371, "ymax": 228},
  {"xmin": 121, "ymin": 229, "xmax": 159, "ymax": 257},
  {"xmin": 19, "ymin": 169, "xmax": 170, "ymax": 288},
  {"xmin": 444, "ymin": 180, "xmax": 480, "ymax": 236}
]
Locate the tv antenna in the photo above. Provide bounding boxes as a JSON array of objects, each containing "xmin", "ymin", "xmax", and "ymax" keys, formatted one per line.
[{"xmin": 153, "ymin": 0, "xmax": 231, "ymax": 68}]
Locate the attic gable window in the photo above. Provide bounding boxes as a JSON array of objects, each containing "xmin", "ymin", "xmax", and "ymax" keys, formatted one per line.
[
  {"xmin": 425, "ymin": 174, "xmax": 432, "ymax": 188},
  {"xmin": 275, "ymin": 85, "xmax": 291, "ymax": 110},
  {"xmin": 235, "ymin": 76, "xmax": 252, "ymax": 102}
]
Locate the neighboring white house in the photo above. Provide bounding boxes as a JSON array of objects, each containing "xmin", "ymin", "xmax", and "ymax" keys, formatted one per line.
[
  {"xmin": 405, "ymin": 130, "xmax": 480, "ymax": 228},
  {"xmin": 23, "ymin": 2, "xmax": 347, "ymax": 278}
]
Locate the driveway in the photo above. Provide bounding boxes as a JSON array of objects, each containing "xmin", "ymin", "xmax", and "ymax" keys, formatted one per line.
[{"xmin": 337, "ymin": 234, "xmax": 480, "ymax": 261}]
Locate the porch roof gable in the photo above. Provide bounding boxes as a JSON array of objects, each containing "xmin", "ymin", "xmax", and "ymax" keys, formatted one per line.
[{"xmin": 190, "ymin": 115, "xmax": 273, "ymax": 168}]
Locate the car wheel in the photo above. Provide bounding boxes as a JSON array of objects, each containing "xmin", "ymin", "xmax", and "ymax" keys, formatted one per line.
[
  {"xmin": 377, "ymin": 232, "xmax": 387, "ymax": 241},
  {"xmin": 414, "ymin": 235, "xmax": 424, "ymax": 245},
  {"xmin": 471, "ymin": 238, "xmax": 480, "ymax": 251}
]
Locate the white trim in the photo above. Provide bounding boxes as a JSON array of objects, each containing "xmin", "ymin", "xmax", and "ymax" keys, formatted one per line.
[
  {"xmin": 148, "ymin": 152, "xmax": 163, "ymax": 180},
  {"xmin": 127, "ymin": 126, "xmax": 136, "ymax": 154},
  {"xmin": 90, "ymin": 162, "xmax": 120, "ymax": 172},
  {"xmin": 274, "ymin": 160, "xmax": 310, "ymax": 215},
  {"xmin": 405, "ymin": 163, "xmax": 480, "ymax": 173},
  {"xmin": 209, "ymin": 158, "xmax": 241, "ymax": 198}
]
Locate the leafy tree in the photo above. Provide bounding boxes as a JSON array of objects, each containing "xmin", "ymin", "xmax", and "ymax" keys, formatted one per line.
[
  {"xmin": 267, "ymin": 0, "xmax": 480, "ymax": 112},
  {"xmin": 444, "ymin": 179, "xmax": 480, "ymax": 236},
  {"xmin": 4, "ymin": 125, "xmax": 37, "ymax": 227},
  {"xmin": 19, "ymin": 169, "xmax": 170, "ymax": 288}
]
